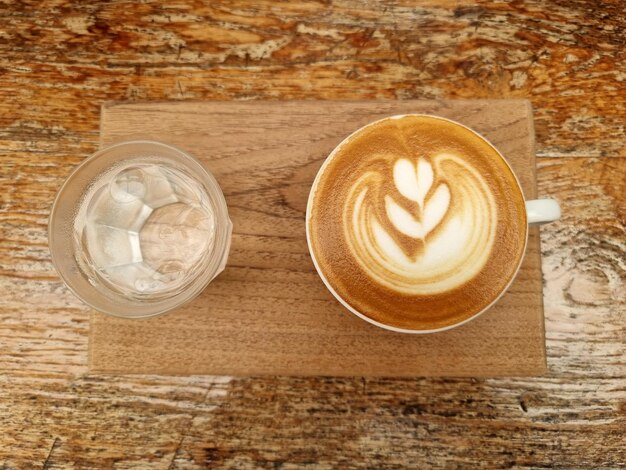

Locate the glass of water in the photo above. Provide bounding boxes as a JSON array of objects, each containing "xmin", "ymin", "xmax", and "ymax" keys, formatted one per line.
[{"xmin": 49, "ymin": 141, "xmax": 232, "ymax": 318}]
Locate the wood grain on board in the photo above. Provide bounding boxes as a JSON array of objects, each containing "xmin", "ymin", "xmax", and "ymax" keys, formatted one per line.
[
  {"xmin": 1, "ymin": 1, "xmax": 625, "ymax": 468},
  {"xmin": 90, "ymin": 99, "xmax": 546, "ymax": 377}
]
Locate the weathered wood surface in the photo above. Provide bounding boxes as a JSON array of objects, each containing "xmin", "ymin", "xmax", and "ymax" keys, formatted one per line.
[{"xmin": 0, "ymin": 1, "xmax": 624, "ymax": 468}]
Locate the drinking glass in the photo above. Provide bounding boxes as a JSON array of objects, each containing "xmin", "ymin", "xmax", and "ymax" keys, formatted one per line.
[{"xmin": 49, "ymin": 140, "xmax": 232, "ymax": 318}]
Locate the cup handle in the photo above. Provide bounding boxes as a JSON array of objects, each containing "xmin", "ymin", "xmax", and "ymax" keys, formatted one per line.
[{"xmin": 525, "ymin": 199, "xmax": 561, "ymax": 226}]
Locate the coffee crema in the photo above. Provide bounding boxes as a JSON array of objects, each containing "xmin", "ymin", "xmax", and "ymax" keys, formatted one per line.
[{"xmin": 307, "ymin": 115, "xmax": 527, "ymax": 331}]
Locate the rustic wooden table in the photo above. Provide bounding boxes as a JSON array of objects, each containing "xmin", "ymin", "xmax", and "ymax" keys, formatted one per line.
[{"xmin": 1, "ymin": 1, "xmax": 624, "ymax": 468}]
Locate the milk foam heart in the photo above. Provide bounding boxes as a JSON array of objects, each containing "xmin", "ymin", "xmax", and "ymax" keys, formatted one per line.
[
  {"xmin": 344, "ymin": 154, "xmax": 497, "ymax": 294},
  {"xmin": 307, "ymin": 115, "xmax": 527, "ymax": 331}
]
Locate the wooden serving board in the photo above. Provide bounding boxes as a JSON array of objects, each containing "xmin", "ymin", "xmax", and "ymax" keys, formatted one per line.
[{"xmin": 90, "ymin": 100, "xmax": 546, "ymax": 377}]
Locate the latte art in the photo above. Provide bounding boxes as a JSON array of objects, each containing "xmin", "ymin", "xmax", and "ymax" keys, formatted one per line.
[
  {"xmin": 387, "ymin": 158, "xmax": 450, "ymax": 241},
  {"xmin": 345, "ymin": 155, "xmax": 497, "ymax": 294},
  {"xmin": 307, "ymin": 115, "xmax": 527, "ymax": 331}
]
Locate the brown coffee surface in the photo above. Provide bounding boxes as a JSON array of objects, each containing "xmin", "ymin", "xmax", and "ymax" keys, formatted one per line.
[{"xmin": 307, "ymin": 115, "xmax": 527, "ymax": 331}]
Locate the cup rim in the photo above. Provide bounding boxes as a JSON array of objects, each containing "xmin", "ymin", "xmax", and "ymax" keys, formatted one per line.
[
  {"xmin": 48, "ymin": 139, "xmax": 232, "ymax": 318},
  {"xmin": 305, "ymin": 114, "xmax": 529, "ymax": 334}
]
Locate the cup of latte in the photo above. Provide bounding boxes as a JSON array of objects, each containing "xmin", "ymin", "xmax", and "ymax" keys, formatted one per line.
[{"xmin": 306, "ymin": 115, "xmax": 560, "ymax": 333}]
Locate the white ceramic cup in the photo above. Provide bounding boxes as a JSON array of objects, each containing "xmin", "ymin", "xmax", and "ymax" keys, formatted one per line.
[{"xmin": 305, "ymin": 114, "xmax": 561, "ymax": 334}]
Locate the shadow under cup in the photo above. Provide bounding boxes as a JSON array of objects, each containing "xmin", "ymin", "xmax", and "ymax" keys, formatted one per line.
[{"xmin": 49, "ymin": 141, "xmax": 232, "ymax": 318}]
